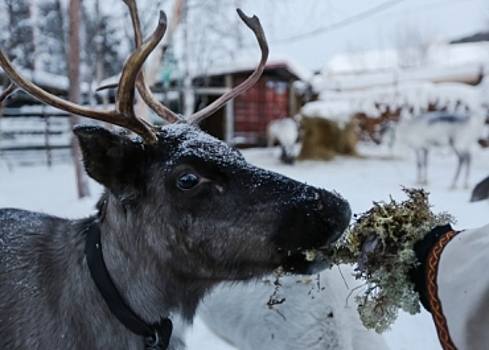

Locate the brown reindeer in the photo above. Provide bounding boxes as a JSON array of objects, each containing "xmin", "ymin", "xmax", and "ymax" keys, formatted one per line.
[{"xmin": 0, "ymin": 2, "xmax": 351, "ymax": 349}]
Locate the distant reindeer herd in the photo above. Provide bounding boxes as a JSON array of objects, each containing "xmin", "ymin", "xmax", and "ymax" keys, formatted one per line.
[
  {"xmin": 267, "ymin": 83, "xmax": 488, "ymax": 189},
  {"xmin": 353, "ymin": 81, "xmax": 489, "ymax": 190},
  {"xmin": 393, "ymin": 110, "xmax": 486, "ymax": 189}
]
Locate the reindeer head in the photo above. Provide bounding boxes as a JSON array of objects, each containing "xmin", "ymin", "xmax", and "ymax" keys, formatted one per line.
[{"xmin": 0, "ymin": 1, "xmax": 351, "ymax": 280}]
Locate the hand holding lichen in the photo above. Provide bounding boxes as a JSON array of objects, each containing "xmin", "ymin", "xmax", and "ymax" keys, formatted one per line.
[{"xmin": 333, "ymin": 187, "xmax": 455, "ymax": 333}]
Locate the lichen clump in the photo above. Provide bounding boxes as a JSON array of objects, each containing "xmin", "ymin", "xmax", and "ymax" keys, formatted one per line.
[{"xmin": 333, "ymin": 187, "xmax": 454, "ymax": 333}]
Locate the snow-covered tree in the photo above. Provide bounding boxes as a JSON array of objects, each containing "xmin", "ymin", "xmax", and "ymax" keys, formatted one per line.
[
  {"xmin": 393, "ymin": 23, "xmax": 430, "ymax": 69},
  {"xmin": 36, "ymin": 0, "xmax": 67, "ymax": 75},
  {"xmin": 2, "ymin": 0, "xmax": 35, "ymax": 69},
  {"xmin": 81, "ymin": 0, "xmax": 125, "ymax": 84},
  {"xmin": 35, "ymin": 0, "xmax": 125, "ymax": 82}
]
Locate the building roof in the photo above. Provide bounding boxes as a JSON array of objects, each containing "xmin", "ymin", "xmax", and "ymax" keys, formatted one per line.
[
  {"xmin": 198, "ymin": 55, "xmax": 313, "ymax": 82},
  {"xmin": 452, "ymin": 31, "xmax": 489, "ymax": 44},
  {"xmin": 304, "ymin": 77, "xmax": 488, "ymax": 122},
  {"xmin": 313, "ymin": 42, "xmax": 489, "ymax": 92},
  {"xmin": 1, "ymin": 67, "xmax": 91, "ymax": 95}
]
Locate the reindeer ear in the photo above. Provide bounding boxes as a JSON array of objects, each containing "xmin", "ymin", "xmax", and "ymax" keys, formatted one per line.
[{"xmin": 73, "ymin": 125, "xmax": 146, "ymax": 193}]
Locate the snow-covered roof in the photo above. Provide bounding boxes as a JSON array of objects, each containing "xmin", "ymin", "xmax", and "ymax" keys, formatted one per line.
[
  {"xmin": 305, "ymin": 78, "xmax": 488, "ymax": 123},
  {"xmin": 313, "ymin": 42, "xmax": 489, "ymax": 92},
  {"xmin": 1, "ymin": 67, "xmax": 91, "ymax": 93},
  {"xmin": 5, "ymin": 104, "xmax": 72, "ymax": 115},
  {"xmin": 98, "ymin": 74, "xmax": 120, "ymax": 90},
  {"xmin": 300, "ymin": 100, "xmax": 354, "ymax": 126},
  {"xmin": 201, "ymin": 55, "xmax": 313, "ymax": 82},
  {"xmin": 313, "ymin": 62, "xmax": 484, "ymax": 92},
  {"xmin": 322, "ymin": 42, "xmax": 489, "ymax": 76}
]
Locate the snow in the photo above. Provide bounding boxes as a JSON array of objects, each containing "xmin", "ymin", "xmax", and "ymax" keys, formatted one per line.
[
  {"xmin": 313, "ymin": 62, "xmax": 485, "ymax": 92},
  {"xmin": 321, "ymin": 42, "xmax": 489, "ymax": 77},
  {"xmin": 1, "ymin": 142, "xmax": 489, "ymax": 350},
  {"xmin": 313, "ymin": 42, "xmax": 489, "ymax": 92},
  {"xmin": 300, "ymin": 100, "xmax": 354, "ymax": 125},
  {"xmin": 303, "ymin": 77, "xmax": 488, "ymax": 125},
  {"xmin": 160, "ymin": 124, "xmax": 249, "ymax": 169},
  {"xmin": 0, "ymin": 67, "xmax": 90, "ymax": 93},
  {"xmin": 199, "ymin": 55, "xmax": 313, "ymax": 83}
]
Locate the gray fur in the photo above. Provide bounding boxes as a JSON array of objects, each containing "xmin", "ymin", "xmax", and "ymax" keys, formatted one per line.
[{"xmin": 0, "ymin": 123, "xmax": 351, "ymax": 349}]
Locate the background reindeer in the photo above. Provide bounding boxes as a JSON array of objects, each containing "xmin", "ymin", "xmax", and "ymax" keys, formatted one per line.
[
  {"xmin": 0, "ymin": 2, "xmax": 351, "ymax": 350},
  {"xmin": 471, "ymin": 175, "xmax": 489, "ymax": 202},
  {"xmin": 266, "ymin": 117, "xmax": 299, "ymax": 164},
  {"xmin": 392, "ymin": 111, "xmax": 486, "ymax": 189}
]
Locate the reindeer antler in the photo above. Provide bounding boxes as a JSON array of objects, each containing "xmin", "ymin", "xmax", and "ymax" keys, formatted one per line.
[
  {"xmin": 0, "ymin": 81, "xmax": 18, "ymax": 102},
  {"xmin": 0, "ymin": 1, "xmax": 268, "ymax": 143},
  {"xmin": 123, "ymin": 1, "xmax": 268, "ymax": 126},
  {"xmin": 186, "ymin": 9, "xmax": 269, "ymax": 125},
  {"xmin": 0, "ymin": 11, "xmax": 168, "ymax": 145},
  {"xmin": 123, "ymin": 0, "xmax": 182, "ymax": 124}
]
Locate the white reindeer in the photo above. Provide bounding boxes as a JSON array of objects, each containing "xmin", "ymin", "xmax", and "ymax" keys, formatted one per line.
[
  {"xmin": 199, "ymin": 222, "xmax": 489, "ymax": 350},
  {"xmin": 198, "ymin": 266, "xmax": 390, "ymax": 350},
  {"xmin": 267, "ymin": 117, "xmax": 299, "ymax": 164},
  {"xmin": 393, "ymin": 111, "xmax": 485, "ymax": 188}
]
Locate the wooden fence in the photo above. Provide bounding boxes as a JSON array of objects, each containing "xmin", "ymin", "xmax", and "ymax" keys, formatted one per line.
[{"xmin": 0, "ymin": 106, "xmax": 73, "ymax": 167}]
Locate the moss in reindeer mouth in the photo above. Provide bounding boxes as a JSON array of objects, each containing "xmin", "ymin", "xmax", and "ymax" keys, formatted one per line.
[
  {"xmin": 303, "ymin": 249, "xmax": 317, "ymax": 262},
  {"xmin": 332, "ymin": 187, "xmax": 455, "ymax": 333}
]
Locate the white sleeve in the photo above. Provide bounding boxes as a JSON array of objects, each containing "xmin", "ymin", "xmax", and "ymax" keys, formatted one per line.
[{"xmin": 437, "ymin": 223, "xmax": 489, "ymax": 350}]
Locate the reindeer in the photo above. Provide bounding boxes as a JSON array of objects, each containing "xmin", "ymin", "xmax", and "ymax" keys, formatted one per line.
[
  {"xmin": 470, "ymin": 174, "xmax": 489, "ymax": 202},
  {"xmin": 0, "ymin": 2, "xmax": 351, "ymax": 349},
  {"xmin": 393, "ymin": 111, "xmax": 485, "ymax": 189},
  {"xmin": 266, "ymin": 117, "xmax": 299, "ymax": 164}
]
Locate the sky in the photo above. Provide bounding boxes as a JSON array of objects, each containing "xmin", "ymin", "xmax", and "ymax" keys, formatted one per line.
[
  {"xmin": 92, "ymin": 0, "xmax": 488, "ymax": 77},
  {"xmin": 237, "ymin": 0, "xmax": 489, "ymax": 71}
]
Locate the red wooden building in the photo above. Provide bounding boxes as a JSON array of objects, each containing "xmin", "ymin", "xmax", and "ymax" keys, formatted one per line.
[{"xmin": 192, "ymin": 58, "xmax": 312, "ymax": 146}]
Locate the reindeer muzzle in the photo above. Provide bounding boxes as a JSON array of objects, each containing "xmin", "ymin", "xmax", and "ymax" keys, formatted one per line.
[{"xmin": 273, "ymin": 188, "xmax": 351, "ymax": 274}]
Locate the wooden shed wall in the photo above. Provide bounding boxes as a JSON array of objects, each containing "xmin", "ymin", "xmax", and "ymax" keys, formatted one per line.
[{"xmin": 233, "ymin": 77, "xmax": 289, "ymax": 146}]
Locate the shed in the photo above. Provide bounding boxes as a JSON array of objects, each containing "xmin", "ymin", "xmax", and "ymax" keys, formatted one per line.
[
  {"xmin": 0, "ymin": 68, "xmax": 91, "ymax": 107},
  {"xmin": 191, "ymin": 58, "xmax": 312, "ymax": 146}
]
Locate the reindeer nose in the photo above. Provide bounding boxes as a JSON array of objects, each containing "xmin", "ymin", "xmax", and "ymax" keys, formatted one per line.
[
  {"xmin": 273, "ymin": 187, "xmax": 351, "ymax": 256},
  {"xmin": 316, "ymin": 190, "xmax": 351, "ymax": 243},
  {"xmin": 331, "ymin": 199, "xmax": 351, "ymax": 242}
]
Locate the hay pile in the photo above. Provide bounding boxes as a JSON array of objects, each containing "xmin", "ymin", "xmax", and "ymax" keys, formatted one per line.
[
  {"xmin": 297, "ymin": 116, "xmax": 357, "ymax": 161},
  {"xmin": 333, "ymin": 188, "xmax": 454, "ymax": 333}
]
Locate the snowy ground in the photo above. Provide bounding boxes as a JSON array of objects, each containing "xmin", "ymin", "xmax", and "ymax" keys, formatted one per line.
[{"xmin": 1, "ymin": 142, "xmax": 489, "ymax": 350}]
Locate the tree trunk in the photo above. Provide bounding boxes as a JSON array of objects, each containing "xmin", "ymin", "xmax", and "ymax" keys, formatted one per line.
[{"xmin": 68, "ymin": 0, "xmax": 90, "ymax": 199}]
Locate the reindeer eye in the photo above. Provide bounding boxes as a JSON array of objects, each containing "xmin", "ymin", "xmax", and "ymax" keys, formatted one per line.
[{"xmin": 177, "ymin": 173, "xmax": 199, "ymax": 190}]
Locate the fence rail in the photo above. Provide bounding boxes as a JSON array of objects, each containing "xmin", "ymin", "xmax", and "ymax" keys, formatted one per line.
[{"xmin": 0, "ymin": 106, "xmax": 73, "ymax": 167}]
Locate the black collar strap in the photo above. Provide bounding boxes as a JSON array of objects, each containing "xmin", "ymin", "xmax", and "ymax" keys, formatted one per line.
[{"xmin": 85, "ymin": 221, "xmax": 172, "ymax": 350}]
